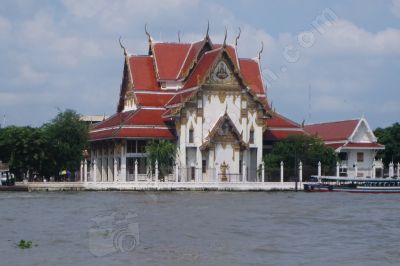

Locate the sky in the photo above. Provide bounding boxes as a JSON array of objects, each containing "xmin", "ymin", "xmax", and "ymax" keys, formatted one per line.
[{"xmin": 0, "ymin": 0, "xmax": 399, "ymax": 129}]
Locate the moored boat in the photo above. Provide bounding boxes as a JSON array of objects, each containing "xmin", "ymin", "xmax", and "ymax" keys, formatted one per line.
[{"xmin": 304, "ymin": 176, "xmax": 400, "ymax": 193}]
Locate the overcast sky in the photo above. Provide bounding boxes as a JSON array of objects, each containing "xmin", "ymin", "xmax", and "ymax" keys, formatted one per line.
[{"xmin": 0, "ymin": 0, "xmax": 399, "ymax": 129}]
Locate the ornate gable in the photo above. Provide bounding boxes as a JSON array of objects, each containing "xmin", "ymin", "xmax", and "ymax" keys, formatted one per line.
[{"xmin": 200, "ymin": 113, "xmax": 247, "ymax": 151}]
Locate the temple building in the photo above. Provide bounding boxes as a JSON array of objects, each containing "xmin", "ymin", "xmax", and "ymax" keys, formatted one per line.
[
  {"xmin": 89, "ymin": 28, "xmax": 273, "ymax": 182},
  {"xmin": 304, "ymin": 118, "xmax": 385, "ymax": 178}
]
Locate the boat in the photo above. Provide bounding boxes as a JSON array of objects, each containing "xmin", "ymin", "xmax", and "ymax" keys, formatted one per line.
[{"xmin": 304, "ymin": 176, "xmax": 400, "ymax": 193}]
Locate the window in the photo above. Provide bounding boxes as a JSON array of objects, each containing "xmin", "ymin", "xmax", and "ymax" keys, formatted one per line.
[
  {"xmin": 249, "ymin": 130, "xmax": 254, "ymax": 144},
  {"xmin": 239, "ymin": 160, "xmax": 242, "ymax": 174},
  {"xmin": 189, "ymin": 129, "xmax": 194, "ymax": 143},
  {"xmin": 127, "ymin": 140, "xmax": 147, "ymax": 154},
  {"xmin": 202, "ymin": 160, "xmax": 207, "ymax": 173},
  {"xmin": 357, "ymin": 152, "xmax": 364, "ymax": 162},
  {"xmin": 338, "ymin": 152, "xmax": 348, "ymax": 161}
]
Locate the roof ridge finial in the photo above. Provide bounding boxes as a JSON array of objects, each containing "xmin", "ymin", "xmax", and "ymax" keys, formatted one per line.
[
  {"xmin": 178, "ymin": 30, "xmax": 181, "ymax": 43},
  {"xmin": 145, "ymin": 23, "xmax": 153, "ymax": 43},
  {"xmin": 118, "ymin": 36, "xmax": 128, "ymax": 57},
  {"xmin": 234, "ymin": 27, "xmax": 241, "ymax": 47},
  {"xmin": 258, "ymin": 41, "xmax": 264, "ymax": 61},
  {"xmin": 223, "ymin": 27, "xmax": 228, "ymax": 47},
  {"xmin": 206, "ymin": 20, "xmax": 210, "ymax": 38},
  {"xmin": 225, "ymin": 104, "xmax": 228, "ymax": 114}
]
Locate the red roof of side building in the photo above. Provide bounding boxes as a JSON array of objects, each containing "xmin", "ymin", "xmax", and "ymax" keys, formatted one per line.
[
  {"xmin": 343, "ymin": 142, "xmax": 384, "ymax": 149},
  {"xmin": 304, "ymin": 119, "xmax": 359, "ymax": 141},
  {"xmin": 152, "ymin": 43, "xmax": 191, "ymax": 80},
  {"xmin": 263, "ymin": 113, "xmax": 306, "ymax": 141}
]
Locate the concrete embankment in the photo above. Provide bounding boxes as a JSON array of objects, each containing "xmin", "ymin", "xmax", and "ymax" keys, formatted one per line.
[{"xmin": 2, "ymin": 182, "xmax": 303, "ymax": 192}]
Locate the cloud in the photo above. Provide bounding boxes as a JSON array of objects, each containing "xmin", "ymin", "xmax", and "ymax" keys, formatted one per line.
[
  {"xmin": 62, "ymin": 0, "xmax": 200, "ymax": 31},
  {"xmin": 16, "ymin": 64, "xmax": 49, "ymax": 85},
  {"xmin": 392, "ymin": 0, "xmax": 400, "ymax": 17}
]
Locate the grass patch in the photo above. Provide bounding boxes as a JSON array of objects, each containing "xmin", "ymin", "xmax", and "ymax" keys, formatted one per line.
[{"xmin": 17, "ymin": 240, "xmax": 37, "ymax": 249}]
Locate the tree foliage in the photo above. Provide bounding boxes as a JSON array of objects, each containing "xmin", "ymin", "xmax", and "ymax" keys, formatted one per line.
[
  {"xmin": 374, "ymin": 122, "xmax": 400, "ymax": 165},
  {"xmin": 0, "ymin": 109, "xmax": 88, "ymax": 180},
  {"xmin": 145, "ymin": 140, "xmax": 176, "ymax": 180},
  {"xmin": 264, "ymin": 135, "xmax": 337, "ymax": 172}
]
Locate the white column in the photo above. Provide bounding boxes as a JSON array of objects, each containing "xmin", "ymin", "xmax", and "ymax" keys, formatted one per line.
[
  {"xmin": 389, "ymin": 162, "xmax": 394, "ymax": 177},
  {"xmin": 397, "ymin": 162, "xmax": 400, "ymax": 178},
  {"xmin": 134, "ymin": 160, "xmax": 138, "ymax": 183},
  {"xmin": 243, "ymin": 161, "xmax": 247, "ymax": 183},
  {"xmin": 318, "ymin": 161, "xmax": 322, "ymax": 177},
  {"xmin": 336, "ymin": 161, "xmax": 340, "ymax": 178},
  {"xmin": 80, "ymin": 161, "xmax": 83, "ymax": 182},
  {"xmin": 299, "ymin": 161, "xmax": 303, "ymax": 183},
  {"xmin": 215, "ymin": 162, "xmax": 219, "ymax": 184},
  {"xmin": 113, "ymin": 158, "xmax": 119, "ymax": 182},
  {"xmin": 372, "ymin": 161, "xmax": 376, "ymax": 179},
  {"xmin": 93, "ymin": 159, "xmax": 97, "ymax": 183},
  {"xmin": 280, "ymin": 161, "xmax": 284, "ymax": 183},
  {"xmin": 175, "ymin": 163, "xmax": 179, "ymax": 183},
  {"xmin": 261, "ymin": 161, "xmax": 265, "ymax": 183},
  {"xmin": 354, "ymin": 163, "xmax": 358, "ymax": 178},
  {"xmin": 155, "ymin": 160, "xmax": 159, "ymax": 185},
  {"xmin": 84, "ymin": 159, "xmax": 88, "ymax": 183},
  {"xmin": 120, "ymin": 143, "xmax": 126, "ymax": 182}
]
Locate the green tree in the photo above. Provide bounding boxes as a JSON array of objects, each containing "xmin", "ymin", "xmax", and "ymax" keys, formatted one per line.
[
  {"xmin": 43, "ymin": 109, "xmax": 89, "ymax": 179},
  {"xmin": 145, "ymin": 140, "xmax": 176, "ymax": 180},
  {"xmin": 374, "ymin": 122, "xmax": 400, "ymax": 165},
  {"xmin": 264, "ymin": 135, "xmax": 337, "ymax": 180}
]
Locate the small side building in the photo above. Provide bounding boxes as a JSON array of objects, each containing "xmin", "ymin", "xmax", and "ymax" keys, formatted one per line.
[{"xmin": 304, "ymin": 118, "xmax": 385, "ymax": 178}]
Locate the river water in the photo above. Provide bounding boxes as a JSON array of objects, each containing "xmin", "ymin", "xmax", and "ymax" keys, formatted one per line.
[{"xmin": 0, "ymin": 191, "xmax": 399, "ymax": 266}]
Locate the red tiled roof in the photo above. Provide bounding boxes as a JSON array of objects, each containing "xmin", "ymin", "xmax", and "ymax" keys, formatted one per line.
[
  {"xmin": 326, "ymin": 143, "xmax": 346, "ymax": 150},
  {"xmin": 90, "ymin": 109, "xmax": 176, "ymax": 141},
  {"xmin": 304, "ymin": 119, "xmax": 359, "ymax": 141},
  {"xmin": 343, "ymin": 142, "xmax": 385, "ymax": 149},
  {"xmin": 129, "ymin": 56, "xmax": 160, "ymax": 91},
  {"xmin": 263, "ymin": 129, "xmax": 305, "ymax": 141},
  {"xmin": 152, "ymin": 43, "xmax": 191, "ymax": 80},
  {"xmin": 183, "ymin": 48, "xmax": 221, "ymax": 89},
  {"xmin": 239, "ymin": 59, "xmax": 264, "ymax": 95},
  {"xmin": 267, "ymin": 113, "xmax": 302, "ymax": 129},
  {"xmin": 115, "ymin": 128, "xmax": 175, "ymax": 139},
  {"xmin": 178, "ymin": 40, "xmax": 207, "ymax": 79},
  {"xmin": 92, "ymin": 111, "xmax": 135, "ymax": 130},
  {"xmin": 135, "ymin": 93, "xmax": 174, "ymax": 107}
]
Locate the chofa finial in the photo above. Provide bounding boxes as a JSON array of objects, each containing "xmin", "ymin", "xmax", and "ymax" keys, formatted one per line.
[
  {"xmin": 118, "ymin": 36, "xmax": 128, "ymax": 56},
  {"xmin": 223, "ymin": 27, "xmax": 227, "ymax": 47},
  {"xmin": 206, "ymin": 20, "xmax": 210, "ymax": 37},
  {"xmin": 258, "ymin": 41, "xmax": 264, "ymax": 60},
  {"xmin": 145, "ymin": 23, "xmax": 152, "ymax": 43},
  {"xmin": 234, "ymin": 27, "xmax": 241, "ymax": 47},
  {"xmin": 178, "ymin": 30, "xmax": 181, "ymax": 43}
]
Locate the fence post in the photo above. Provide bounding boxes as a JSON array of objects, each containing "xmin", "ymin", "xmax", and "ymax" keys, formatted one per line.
[
  {"xmin": 80, "ymin": 161, "xmax": 83, "ymax": 182},
  {"xmin": 93, "ymin": 159, "xmax": 97, "ymax": 183},
  {"xmin": 261, "ymin": 161, "xmax": 265, "ymax": 183},
  {"xmin": 354, "ymin": 162, "xmax": 358, "ymax": 178},
  {"xmin": 397, "ymin": 162, "xmax": 400, "ymax": 178},
  {"xmin": 299, "ymin": 161, "xmax": 303, "ymax": 183},
  {"xmin": 318, "ymin": 161, "xmax": 321, "ymax": 177},
  {"xmin": 113, "ymin": 158, "xmax": 117, "ymax": 182},
  {"xmin": 372, "ymin": 160, "xmax": 376, "ymax": 179},
  {"xmin": 389, "ymin": 162, "xmax": 394, "ymax": 177},
  {"xmin": 280, "ymin": 161, "xmax": 284, "ymax": 183},
  {"xmin": 84, "ymin": 159, "xmax": 88, "ymax": 183},
  {"xmin": 336, "ymin": 161, "xmax": 340, "ymax": 177},
  {"xmin": 134, "ymin": 160, "xmax": 138, "ymax": 182},
  {"xmin": 175, "ymin": 163, "xmax": 179, "ymax": 183},
  {"xmin": 243, "ymin": 162, "xmax": 247, "ymax": 183},
  {"xmin": 155, "ymin": 160, "xmax": 159, "ymax": 185},
  {"xmin": 215, "ymin": 163, "xmax": 219, "ymax": 185}
]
